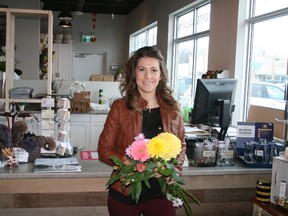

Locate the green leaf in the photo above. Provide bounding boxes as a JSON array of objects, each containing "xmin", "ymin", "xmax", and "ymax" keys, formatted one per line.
[
  {"xmin": 160, "ymin": 168, "xmax": 173, "ymax": 176},
  {"xmin": 122, "ymin": 172, "xmax": 138, "ymax": 185},
  {"xmin": 157, "ymin": 177, "xmax": 166, "ymax": 193},
  {"xmin": 130, "ymin": 182, "xmax": 142, "ymax": 203},
  {"xmin": 106, "ymin": 174, "xmax": 121, "ymax": 186},
  {"xmin": 110, "ymin": 156, "xmax": 123, "ymax": 167},
  {"xmin": 121, "ymin": 164, "xmax": 135, "ymax": 174},
  {"xmin": 145, "ymin": 161, "xmax": 157, "ymax": 171},
  {"xmin": 144, "ymin": 179, "xmax": 151, "ymax": 189},
  {"xmin": 172, "ymin": 172, "xmax": 184, "ymax": 184},
  {"xmin": 143, "ymin": 171, "xmax": 154, "ymax": 181}
]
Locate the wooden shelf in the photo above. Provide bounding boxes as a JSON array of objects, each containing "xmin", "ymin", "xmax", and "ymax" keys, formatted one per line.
[
  {"xmin": 0, "ymin": 8, "xmax": 53, "ymax": 111},
  {"xmin": 251, "ymin": 197, "xmax": 288, "ymax": 216}
]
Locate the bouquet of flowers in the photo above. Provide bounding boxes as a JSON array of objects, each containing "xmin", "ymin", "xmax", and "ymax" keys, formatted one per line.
[{"xmin": 107, "ymin": 132, "xmax": 200, "ymax": 216}]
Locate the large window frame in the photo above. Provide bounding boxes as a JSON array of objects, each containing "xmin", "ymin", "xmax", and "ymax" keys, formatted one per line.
[
  {"xmin": 244, "ymin": 1, "xmax": 288, "ymax": 118},
  {"xmin": 129, "ymin": 22, "xmax": 157, "ymax": 55},
  {"xmin": 171, "ymin": 1, "xmax": 210, "ymax": 107}
]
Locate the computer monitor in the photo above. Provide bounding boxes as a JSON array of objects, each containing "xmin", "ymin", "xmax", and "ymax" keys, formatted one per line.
[{"xmin": 190, "ymin": 78, "xmax": 237, "ymax": 140}]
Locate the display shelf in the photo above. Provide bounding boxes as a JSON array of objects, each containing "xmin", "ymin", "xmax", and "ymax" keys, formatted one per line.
[
  {"xmin": 0, "ymin": 8, "xmax": 53, "ymax": 112},
  {"xmin": 251, "ymin": 197, "xmax": 288, "ymax": 216}
]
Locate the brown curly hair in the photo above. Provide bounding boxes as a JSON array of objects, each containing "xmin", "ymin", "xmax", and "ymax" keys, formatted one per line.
[{"xmin": 119, "ymin": 46, "xmax": 180, "ymax": 113}]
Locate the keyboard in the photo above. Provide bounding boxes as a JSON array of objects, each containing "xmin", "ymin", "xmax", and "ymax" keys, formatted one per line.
[{"xmin": 185, "ymin": 133, "xmax": 212, "ymax": 140}]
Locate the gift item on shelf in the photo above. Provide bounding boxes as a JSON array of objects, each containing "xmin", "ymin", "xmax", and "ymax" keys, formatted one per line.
[
  {"xmin": 216, "ymin": 139, "xmax": 236, "ymax": 166},
  {"xmin": 194, "ymin": 139, "xmax": 217, "ymax": 167},
  {"xmin": 55, "ymin": 100, "xmax": 73, "ymax": 156},
  {"xmin": 71, "ymin": 91, "xmax": 90, "ymax": 112}
]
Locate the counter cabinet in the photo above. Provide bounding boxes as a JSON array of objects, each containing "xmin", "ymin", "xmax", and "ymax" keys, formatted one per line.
[
  {"xmin": 70, "ymin": 113, "xmax": 107, "ymax": 150},
  {"xmin": 0, "ymin": 158, "xmax": 272, "ymax": 216}
]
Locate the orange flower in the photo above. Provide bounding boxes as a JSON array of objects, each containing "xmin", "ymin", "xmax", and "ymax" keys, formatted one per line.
[{"xmin": 136, "ymin": 163, "xmax": 146, "ymax": 173}]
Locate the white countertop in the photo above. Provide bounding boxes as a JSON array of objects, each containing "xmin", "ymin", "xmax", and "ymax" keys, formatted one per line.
[{"xmin": 0, "ymin": 153, "xmax": 272, "ymax": 179}]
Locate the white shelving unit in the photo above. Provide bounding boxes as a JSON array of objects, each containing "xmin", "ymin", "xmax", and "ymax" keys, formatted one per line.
[{"xmin": 0, "ymin": 8, "xmax": 53, "ymax": 112}]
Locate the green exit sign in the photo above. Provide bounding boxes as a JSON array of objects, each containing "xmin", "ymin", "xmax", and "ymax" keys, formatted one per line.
[{"xmin": 82, "ymin": 34, "xmax": 96, "ymax": 43}]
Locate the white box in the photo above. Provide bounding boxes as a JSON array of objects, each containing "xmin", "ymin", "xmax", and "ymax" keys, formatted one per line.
[{"xmin": 270, "ymin": 156, "xmax": 288, "ymax": 208}]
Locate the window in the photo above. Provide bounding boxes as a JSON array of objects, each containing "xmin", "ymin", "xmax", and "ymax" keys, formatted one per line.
[
  {"xmin": 129, "ymin": 22, "xmax": 157, "ymax": 54},
  {"xmin": 246, "ymin": 1, "xmax": 288, "ymax": 112},
  {"xmin": 172, "ymin": 2, "xmax": 210, "ymax": 107}
]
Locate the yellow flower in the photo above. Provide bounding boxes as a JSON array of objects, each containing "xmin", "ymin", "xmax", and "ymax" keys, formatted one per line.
[{"xmin": 147, "ymin": 132, "xmax": 181, "ymax": 160}]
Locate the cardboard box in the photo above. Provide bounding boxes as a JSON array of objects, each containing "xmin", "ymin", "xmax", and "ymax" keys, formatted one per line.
[
  {"xmin": 103, "ymin": 75, "xmax": 114, "ymax": 81},
  {"xmin": 89, "ymin": 75, "xmax": 103, "ymax": 81},
  {"xmin": 89, "ymin": 74, "xmax": 115, "ymax": 81}
]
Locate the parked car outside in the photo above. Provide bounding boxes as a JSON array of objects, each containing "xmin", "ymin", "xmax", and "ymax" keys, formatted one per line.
[{"xmin": 250, "ymin": 81, "xmax": 285, "ymax": 110}]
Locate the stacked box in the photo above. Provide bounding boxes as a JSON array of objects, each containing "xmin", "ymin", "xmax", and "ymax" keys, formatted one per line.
[{"xmin": 89, "ymin": 74, "xmax": 114, "ymax": 81}]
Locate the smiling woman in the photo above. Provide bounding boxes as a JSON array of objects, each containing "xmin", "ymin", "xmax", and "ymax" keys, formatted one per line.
[{"xmin": 98, "ymin": 46, "xmax": 187, "ymax": 216}]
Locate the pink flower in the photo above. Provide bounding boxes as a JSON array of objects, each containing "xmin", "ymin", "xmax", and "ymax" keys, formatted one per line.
[
  {"xmin": 129, "ymin": 140, "xmax": 150, "ymax": 162},
  {"xmin": 136, "ymin": 163, "xmax": 146, "ymax": 173},
  {"xmin": 134, "ymin": 133, "xmax": 145, "ymax": 141},
  {"xmin": 125, "ymin": 145, "xmax": 131, "ymax": 157}
]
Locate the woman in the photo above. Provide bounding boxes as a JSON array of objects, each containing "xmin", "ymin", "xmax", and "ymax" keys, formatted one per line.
[{"xmin": 98, "ymin": 46, "xmax": 186, "ymax": 216}]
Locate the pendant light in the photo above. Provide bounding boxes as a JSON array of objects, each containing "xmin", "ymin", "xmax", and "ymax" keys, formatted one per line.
[
  {"xmin": 58, "ymin": 10, "xmax": 73, "ymax": 20},
  {"xmin": 58, "ymin": 9, "xmax": 73, "ymax": 28},
  {"xmin": 59, "ymin": 19, "xmax": 72, "ymax": 28}
]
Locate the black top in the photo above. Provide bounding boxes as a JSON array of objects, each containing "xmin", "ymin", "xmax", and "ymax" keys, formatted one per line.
[
  {"xmin": 109, "ymin": 107, "xmax": 164, "ymax": 204},
  {"xmin": 142, "ymin": 107, "xmax": 163, "ymax": 138}
]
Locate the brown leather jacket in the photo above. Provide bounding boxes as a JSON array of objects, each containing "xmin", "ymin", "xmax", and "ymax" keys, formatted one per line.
[{"xmin": 98, "ymin": 95, "xmax": 186, "ymax": 195}]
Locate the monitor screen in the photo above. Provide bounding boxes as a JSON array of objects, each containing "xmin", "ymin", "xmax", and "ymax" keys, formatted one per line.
[{"xmin": 190, "ymin": 78, "xmax": 237, "ymax": 140}]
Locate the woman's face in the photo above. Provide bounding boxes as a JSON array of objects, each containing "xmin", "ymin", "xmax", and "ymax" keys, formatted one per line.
[{"xmin": 135, "ymin": 57, "xmax": 161, "ymax": 97}]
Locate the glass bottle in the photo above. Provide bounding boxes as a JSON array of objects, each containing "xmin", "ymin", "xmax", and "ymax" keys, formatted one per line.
[{"xmin": 99, "ymin": 89, "xmax": 104, "ymax": 104}]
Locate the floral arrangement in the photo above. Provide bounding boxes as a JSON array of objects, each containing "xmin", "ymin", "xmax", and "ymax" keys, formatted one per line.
[
  {"xmin": 39, "ymin": 34, "xmax": 48, "ymax": 79},
  {"xmin": 0, "ymin": 46, "xmax": 6, "ymax": 71},
  {"xmin": 107, "ymin": 132, "xmax": 200, "ymax": 216}
]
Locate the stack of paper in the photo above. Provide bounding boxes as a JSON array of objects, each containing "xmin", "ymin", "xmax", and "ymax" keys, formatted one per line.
[{"xmin": 33, "ymin": 157, "xmax": 81, "ymax": 173}]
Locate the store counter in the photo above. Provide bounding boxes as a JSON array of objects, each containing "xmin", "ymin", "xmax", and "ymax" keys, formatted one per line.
[{"xmin": 0, "ymin": 153, "xmax": 272, "ymax": 216}]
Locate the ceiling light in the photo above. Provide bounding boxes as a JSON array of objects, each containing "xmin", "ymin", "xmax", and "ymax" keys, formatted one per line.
[
  {"xmin": 59, "ymin": 20, "xmax": 72, "ymax": 28},
  {"xmin": 58, "ymin": 11, "xmax": 73, "ymax": 20}
]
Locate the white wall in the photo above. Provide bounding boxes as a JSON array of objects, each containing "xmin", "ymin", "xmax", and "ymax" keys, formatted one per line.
[
  {"xmin": 2, "ymin": 0, "xmax": 128, "ymax": 79},
  {"xmin": 52, "ymin": 12, "xmax": 128, "ymax": 76}
]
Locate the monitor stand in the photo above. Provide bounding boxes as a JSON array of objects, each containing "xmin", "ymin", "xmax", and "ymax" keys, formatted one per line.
[{"xmin": 217, "ymin": 99, "xmax": 231, "ymax": 140}]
